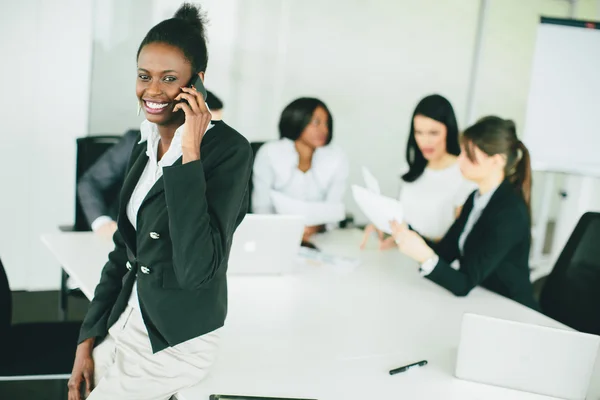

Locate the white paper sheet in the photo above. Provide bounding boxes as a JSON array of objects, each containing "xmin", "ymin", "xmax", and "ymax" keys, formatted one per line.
[
  {"xmin": 270, "ymin": 191, "xmax": 346, "ymax": 226},
  {"xmin": 351, "ymin": 185, "xmax": 403, "ymax": 234},
  {"xmin": 361, "ymin": 166, "xmax": 381, "ymax": 195},
  {"xmin": 297, "ymin": 247, "xmax": 361, "ymax": 270}
]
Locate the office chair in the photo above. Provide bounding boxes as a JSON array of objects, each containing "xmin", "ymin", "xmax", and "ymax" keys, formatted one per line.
[
  {"xmin": 73, "ymin": 135, "xmax": 123, "ymax": 231},
  {"xmin": 538, "ymin": 212, "xmax": 600, "ymax": 335},
  {"xmin": 0, "ymin": 256, "xmax": 80, "ymax": 382},
  {"xmin": 59, "ymin": 135, "xmax": 122, "ymax": 321}
]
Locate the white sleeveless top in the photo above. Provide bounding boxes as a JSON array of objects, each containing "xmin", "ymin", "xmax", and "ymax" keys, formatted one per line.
[{"xmin": 399, "ymin": 163, "xmax": 476, "ymax": 240}]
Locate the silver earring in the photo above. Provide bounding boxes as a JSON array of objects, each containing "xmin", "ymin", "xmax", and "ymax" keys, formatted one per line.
[{"xmin": 137, "ymin": 101, "xmax": 142, "ymax": 116}]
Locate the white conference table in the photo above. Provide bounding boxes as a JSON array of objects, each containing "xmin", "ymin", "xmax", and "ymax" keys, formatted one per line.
[{"xmin": 41, "ymin": 229, "xmax": 600, "ymax": 400}]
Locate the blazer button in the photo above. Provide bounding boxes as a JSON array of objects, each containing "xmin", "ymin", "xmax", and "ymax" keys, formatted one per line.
[
  {"xmin": 126, "ymin": 261, "xmax": 132, "ymax": 271},
  {"xmin": 149, "ymin": 232, "xmax": 160, "ymax": 240},
  {"xmin": 140, "ymin": 266, "xmax": 151, "ymax": 274}
]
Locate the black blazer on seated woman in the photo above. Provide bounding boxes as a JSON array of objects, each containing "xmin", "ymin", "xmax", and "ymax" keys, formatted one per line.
[
  {"xmin": 77, "ymin": 121, "xmax": 253, "ymax": 353},
  {"xmin": 423, "ymin": 179, "xmax": 538, "ymax": 310}
]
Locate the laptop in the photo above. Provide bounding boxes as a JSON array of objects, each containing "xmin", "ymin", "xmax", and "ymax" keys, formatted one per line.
[
  {"xmin": 227, "ymin": 214, "xmax": 305, "ymax": 275},
  {"xmin": 456, "ymin": 313, "xmax": 600, "ymax": 400}
]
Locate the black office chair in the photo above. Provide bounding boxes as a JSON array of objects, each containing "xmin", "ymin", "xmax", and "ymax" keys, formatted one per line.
[
  {"xmin": 0, "ymin": 256, "xmax": 80, "ymax": 382},
  {"xmin": 59, "ymin": 135, "xmax": 122, "ymax": 321},
  {"xmin": 73, "ymin": 135, "xmax": 123, "ymax": 231},
  {"xmin": 538, "ymin": 212, "xmax": 600, "ymax": 335}
]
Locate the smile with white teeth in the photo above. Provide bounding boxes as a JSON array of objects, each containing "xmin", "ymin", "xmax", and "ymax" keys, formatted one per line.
[{"xmin": 145, "ymin": 101, "xmax": 169, "ymax": 109}]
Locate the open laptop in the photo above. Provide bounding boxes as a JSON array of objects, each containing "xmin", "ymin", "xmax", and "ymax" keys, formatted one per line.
[
  {"xmin": 227, "ymin": 214, "xmax": 305, "ymax": 275},
  {"xmin": 456, "ymin": 313, "xmax": 600, "ymax": 400}
]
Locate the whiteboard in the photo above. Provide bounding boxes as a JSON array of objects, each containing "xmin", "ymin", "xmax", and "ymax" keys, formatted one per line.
[{"xmin": 523, "ymin": 18, "xmax": 600, "ymax": 177}]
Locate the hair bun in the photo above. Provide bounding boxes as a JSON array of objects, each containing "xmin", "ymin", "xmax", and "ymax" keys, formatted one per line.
[{"xmin": 174, "ymin": 3, "xmax": 206, "ymax": 34}]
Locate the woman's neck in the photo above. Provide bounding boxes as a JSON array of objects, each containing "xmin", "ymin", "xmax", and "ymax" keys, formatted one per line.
[
  {"xmin": 156, "ymin": 121, "xmax": 182, "ymax": 161},
  {"xmin": 295, "ymin": 140, "xmax": 315, "ymax": 172},
  {"xmin": 427, "ymin": 153, "xmax": 456, "ymax": 170},
  {"xmin": 477, "ymin": 171, "xmax": 504, "ymax": 195}
]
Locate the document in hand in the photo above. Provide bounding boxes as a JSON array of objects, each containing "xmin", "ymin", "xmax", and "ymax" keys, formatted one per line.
[
  {"xmin": 361, "ymin": 166, "xmax": 381, "ymax": 195},
  {"xmin": 352, "ymin": 185, "xmax": 403, "ymax": 234},
  {"xmin": 270, "ymin": 190, "xmax": 346, "ymax": 226}
]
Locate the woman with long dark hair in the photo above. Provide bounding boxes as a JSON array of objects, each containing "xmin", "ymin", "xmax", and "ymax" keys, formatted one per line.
[
  {"xmin": 68, "ymin": 4, "xmax": 252, "ymax": 399},
  {"xmin": 390, "ymin": 116, "xmax": 538, "ymax": 309},
  {"xmin": 361, "ymin": 94, "xmax": 475, "ymax": 249}
]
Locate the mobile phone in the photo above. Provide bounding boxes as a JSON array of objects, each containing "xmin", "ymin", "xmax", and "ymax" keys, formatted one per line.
[{"xmin": 188, "ymin": 74, "xmax": 207, "ymax": 100}]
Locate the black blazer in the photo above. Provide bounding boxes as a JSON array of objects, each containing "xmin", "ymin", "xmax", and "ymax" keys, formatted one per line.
[
  {"xmin": 426, "ymin": 179, "xmax": 538, "ymax": 310},
  {"xmin": 77, "ymin": 130, "xmax": 139, "ymax": 225},
  {"xmin": 78, "ymin": 121, "xmax": 253, "ymax": 353}
]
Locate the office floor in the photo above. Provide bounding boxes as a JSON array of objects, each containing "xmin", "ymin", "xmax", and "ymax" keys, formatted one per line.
[{"xmin": 0, "ymin": 291, "xmax": 89, "ymax": 400}]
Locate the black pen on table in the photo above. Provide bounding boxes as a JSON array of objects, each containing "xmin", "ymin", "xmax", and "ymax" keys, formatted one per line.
[{"xmin": 389, "ymin": 360, "xmax": 428, "ymax": 375}]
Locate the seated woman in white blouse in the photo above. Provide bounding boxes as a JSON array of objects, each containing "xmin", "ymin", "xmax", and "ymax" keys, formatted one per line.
[
  {"xmin": 252, "ymin": 97, "xmax": 349, "ymax": 242},
  {"xmin": 361, "ymin": 94, "xmax": 475, "ymax": 249}
]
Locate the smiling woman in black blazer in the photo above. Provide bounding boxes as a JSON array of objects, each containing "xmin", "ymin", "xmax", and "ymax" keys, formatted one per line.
[
  {"xmin": 391, "ymin": 116, "xmax": 538, "ymax": 310},
  {"xmin": 67, "ymin": 4, "xmax": 252, "ymax": 400}
]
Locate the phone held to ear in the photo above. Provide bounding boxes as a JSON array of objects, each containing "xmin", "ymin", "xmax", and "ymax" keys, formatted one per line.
[{"xmin": 188, "ymin": 74, "xmax": 207, "ymax": 99}]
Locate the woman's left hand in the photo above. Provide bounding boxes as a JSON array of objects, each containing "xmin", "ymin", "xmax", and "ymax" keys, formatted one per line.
[
  {"xmin": 389, "ymin": 220, "xmax": 434, "ymax": 263},
  {"xmin": 174, "ymin": 85, "xmax": 212, "ymax": 163}
]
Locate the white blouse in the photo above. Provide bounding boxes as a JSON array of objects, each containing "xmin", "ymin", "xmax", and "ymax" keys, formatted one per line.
[
  {"xmin": 399, "ymin": 162, "xmax": 476, "ymax": 240},
  {"xmin": 252, "ymin": 138, "xmax": 349, "ymax": 214}
]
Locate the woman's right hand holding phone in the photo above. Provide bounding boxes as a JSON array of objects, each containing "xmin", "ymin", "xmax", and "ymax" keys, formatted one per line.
[{"xmin": 360, "ymin": 224, "xmax": 396, "ymax": 250}]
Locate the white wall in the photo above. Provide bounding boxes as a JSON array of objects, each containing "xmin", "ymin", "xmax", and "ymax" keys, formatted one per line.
[
  {"xmin": 0, "ymin": 0, "xmax": 93, "ymax": 290},
  {"xmin": 5, "ymin": 0, "xmax": 595, "ymax": 290},
  {"xmin": 88, "ymin": 0, "xmax": 599, "ymax": 226},
  {"xmin": 88, "ymin": 0, "xmax": 155, "ymax": 134},
  {"xmin": 89, "ymin": 0, "xmax": 480, "ymax": 221}
]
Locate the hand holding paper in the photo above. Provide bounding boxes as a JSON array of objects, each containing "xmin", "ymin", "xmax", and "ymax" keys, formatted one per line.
[
  {"xmin": 361, "ymin": 166, "xmax": 381, "ymax": 195},
  {"xmin": 390, "ymin": 219, "xmax": 434, "ymax": 263},
  {"xmin": 352, "ymin": 185, "xmax": 403, "ymax": 235},
  {"xmin": 359, "ymin": 224, "xmax": 397, "ymax": 250}
]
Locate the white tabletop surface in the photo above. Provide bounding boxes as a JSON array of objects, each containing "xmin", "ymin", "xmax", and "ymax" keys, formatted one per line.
[{"xmin": 41, "ymin": 229, "xmax": 600, "ymax": 400}]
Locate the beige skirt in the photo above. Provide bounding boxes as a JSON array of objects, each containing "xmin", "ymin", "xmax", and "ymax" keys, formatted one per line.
[{"xmin": 87, "ymin": 305, "xmax": 221, "ymax": 400}]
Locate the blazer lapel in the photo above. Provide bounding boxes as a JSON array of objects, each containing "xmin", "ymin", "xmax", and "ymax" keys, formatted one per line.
[
  {"xmin": 474, "ymin": 179, "xmax": 511, "ymax": 224},
  {"xmin": 462, "ymin": 179, "xmax": 511, "ymax": 251},
  {"xmin": 117, "ymin": 144, "xmax": 149, "ymax": 253},
  {"xmin": 139, "ymin": 124, "xmax": 215, "ymax": 208},
  {"xmin": 136, "ymin": 156, "xmax": 183, "ymax": 217}
]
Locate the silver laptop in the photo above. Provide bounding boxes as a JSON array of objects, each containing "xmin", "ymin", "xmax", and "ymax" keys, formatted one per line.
[
  {"xmin": 456, "ymin": 313, "xmax": 600, "ymax": 399},
  {"xmin": 227, "ymin": 214, "xmax": 305, "ymax": 275}
]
